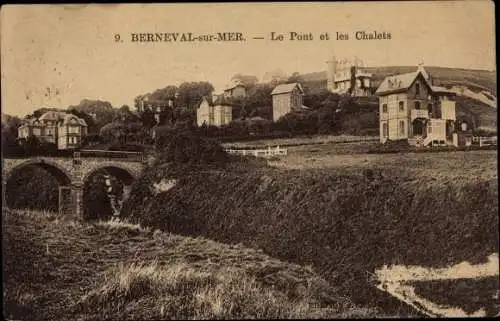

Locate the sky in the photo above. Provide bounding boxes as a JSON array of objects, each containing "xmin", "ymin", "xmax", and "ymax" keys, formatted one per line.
[{"xmin": 1, "ymin": 1, "xmax": 496, "ymax": 117}]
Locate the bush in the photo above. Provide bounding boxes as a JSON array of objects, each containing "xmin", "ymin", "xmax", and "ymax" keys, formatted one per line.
[
  {"xmin": 367, "ymin": 139, "xmax": 412, "ymax": 154},
  {"xmin": 472, "ymin": 127, "xmax": 497, "ymax": 137},
  {"xmin": 154, "ymin": 130, "xmax": 229, "ymax": 167}
]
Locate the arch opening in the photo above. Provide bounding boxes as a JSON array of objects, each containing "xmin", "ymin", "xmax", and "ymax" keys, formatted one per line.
[
  {"xmin": 83, "ymin": 166, "xmax": 136, "ymax": 221},
  {"xmin": 5, "ymin": 162, "xmax": 72, "ymax": 213}
]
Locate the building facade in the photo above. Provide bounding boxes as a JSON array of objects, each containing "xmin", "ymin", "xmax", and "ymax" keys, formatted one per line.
[
  {"xmin": 271, "ymin": 83, "xmax": 305, "ymax": 121},
  {"xmin": 197, "ymin": 96, "xmax": 233, "ymax": 127},
  {"xmin": 326, "ymin": 56, "xmax": 373, "ymax": 96},
  {"xmin": 223, "ymin": 80, "xmax": 247, "ymax": 99},
  {"xmin": 376, "ymin": 65, "xmax": 458, "ymax": 147},
  {"xmin": 18, "ymin": 111, "xmax": 88, "ymax": 149}
]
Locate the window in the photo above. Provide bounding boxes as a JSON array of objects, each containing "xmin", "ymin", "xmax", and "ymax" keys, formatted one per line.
[
  {"xmin": 399, "ymin": 120, "xmax": 405, "ymax": 136},
  {"xmin": 415, "ymin": 101, "xmax": 421, "ymax": 110},
  {"xmin": 415, "ymin": 83, "xmax": 420, "ymax": 95},
  {"xmin": 427, "ymin": 103, "xmax": 433, "ymax": 113},
  {"xmin": 382, "ymin": 122, "xmax": 388, "ymax": 138},
  {"xmin": 399, "ymin": 101, "xmax": 404, "ymax": 112},
  {"xmin": 382, "ymin": 104, "xmax": 388, "ymax": 113},
  {"xmin": 428, "ymin": 120, "xmax": 432, "ymax": 134}
]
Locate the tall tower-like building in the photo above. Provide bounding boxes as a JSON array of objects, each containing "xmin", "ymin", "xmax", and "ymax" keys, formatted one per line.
[
  {"xmin": 325, "ymin": 55, "xmax": 373, "ymax": 96},
  {"xmin": 326, "ymin": 55, "xmax": 337, "ymax": 92}
]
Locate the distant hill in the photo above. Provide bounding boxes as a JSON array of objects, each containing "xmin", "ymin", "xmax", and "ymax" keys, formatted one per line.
[
  {"xmin": 298, "ymin": 66, "xmax": 497, "ymax": 129},
  {"xmin": 300, "ymin": 66, "xmax": 496, "ymax": 94}
]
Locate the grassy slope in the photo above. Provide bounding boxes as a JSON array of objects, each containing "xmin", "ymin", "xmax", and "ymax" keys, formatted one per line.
[
  {"xmin": 122, "ymin": 150, "xmax": 498, "ymax": 313},
  {"xmin": 301, "ymin": 66, "xmax": 497, "ymax": 128},
  {"xmin": 301, "ymin": 66, "xmax": 496, "ymax": 94},
  {"xmin": 2, "ymin": 209, "xmax": 375, "ymax": 321}
]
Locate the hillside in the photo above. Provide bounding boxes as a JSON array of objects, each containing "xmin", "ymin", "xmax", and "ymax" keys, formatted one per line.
[
  {"xmin": 299, "ymin": 66, "xmax": 497, "ymax": 129},
  {"xmin": 3, "ymin": 209, "xmax": 375, "ymax": 320},
  {"xmin": 300, "ymin": 66, "xmax": 496, "ymax": 94}
]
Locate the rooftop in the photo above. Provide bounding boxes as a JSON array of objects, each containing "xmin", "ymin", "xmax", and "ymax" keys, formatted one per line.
[{"xmin": 271, "ymin": 83, "xmax": 304, "ymax": 95}]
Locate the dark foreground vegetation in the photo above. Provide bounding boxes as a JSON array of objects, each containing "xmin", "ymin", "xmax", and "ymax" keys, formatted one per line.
[
  {"xmin": 3, "ymin": 209, "xmax": 375, "ymax": 320},
  {"xmin": 5, "ymin": 131, "xmax": 498, "ymax": 317},
  {"xmin": 121, "ymin": 131, "xmax": 499, "ymax": 314}
]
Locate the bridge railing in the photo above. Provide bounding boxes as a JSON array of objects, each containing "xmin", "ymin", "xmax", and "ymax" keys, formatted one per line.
[{"xmin": 76, "ymin": 150, "xmax": 145, "ymax": 162}]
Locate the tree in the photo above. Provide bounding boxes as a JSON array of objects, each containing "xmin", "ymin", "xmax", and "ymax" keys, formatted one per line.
[
  {"xmin": 68, "ymin": 108, "xmax": 97, "ymax": 133},
  {"xmin": 286, "ymin": 72, "xmax": 303, "ymax": 84},
  {"xmin": 83, "ymin": 171, "xmax": 113, "ymax": 220},
  {"xmin": 317, "ymin": 106, "xmax": 341, "ymax": 134},
  {"xmin": 99, "ymin": 123, "xmax": 127, "ymax": 144},
  {"xmin": 113, "ymin": 105, "xmax": 140, "ymax": 124},
  {"xmin": 148, "ymin": 85, "xmax": 178, "ymax": 101},
  {"xmin": 68, "ymin": 99, "xmax": 116, "ymax": 132},
  {"xmin": 176, "ymin": 81, "xmax": 214, "ymax": 110},
  {"xmin": 140, "ymin": 108, "xmax": 157, "ymax": 129},
  {"xmin": 245, "ymin": 83, "xmax": 274, "ymax": 119}
]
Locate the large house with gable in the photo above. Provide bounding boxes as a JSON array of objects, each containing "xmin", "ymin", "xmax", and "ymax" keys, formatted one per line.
[
  {"xmin": 375, "ymin": 64, "xmax": 460, "ymax": 147},
  {"xmin": 18, "ymin": 110, "xmax": 88, "ymax": 149}
]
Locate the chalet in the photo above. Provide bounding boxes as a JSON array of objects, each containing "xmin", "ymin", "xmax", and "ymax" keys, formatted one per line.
[
  {"xmin": 18, "ymin": 110, "xmax": 88, "ymax": 149},
  {"xmin": 271, "ymin": 83, "xmax": 308, "ymax": 121},
  {"xmin": 326, "ymin": 56, "xmax": 373, "ymax": 96},
  {"xmin": 376, "ymin": 64, "xmax": 459, "ymax": 147},
  {"xmin": 197, "ymin": 95, "xmax": 233, "ymax": 127},
  {"xmin": 223, "ymin": 79, "xmax": 247, "ymax": 99}
]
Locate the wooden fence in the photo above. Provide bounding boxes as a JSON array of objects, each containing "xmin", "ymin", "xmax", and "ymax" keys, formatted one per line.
[
  {"xmin": 225, "ymin": 146, "xmax": 288, "ymax": 158},
  {"xmin": 472, "ymin": 136, "xmax": 497, "ymax": 147}
]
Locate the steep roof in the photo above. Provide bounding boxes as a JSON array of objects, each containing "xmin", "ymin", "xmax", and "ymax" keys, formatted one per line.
[
  {"xmin": 39, "ymin": 110, "xmax": 67, "ymax": 121},
  {"xmin": 271, "ymin": 83, "xmax": 304, "ymax": 95},
  {"xmin": 375, "ymin": 66, "xmax": 431, "ymax": 95},
  {"xmin": 198, "ymin": 95, "xmax": 235, "ymax": 107},
  {"xmin": 224, "ymin": 79, "xmax": 246, "ymax": 91},
  {"xmin": 61, "ymin": 114, "xmax": 87, "ymax": 126}
]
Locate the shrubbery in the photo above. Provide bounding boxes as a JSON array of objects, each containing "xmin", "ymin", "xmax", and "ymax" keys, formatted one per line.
[{"xmin": 154, "ymin": 129, "xmax": 229, "ymax": 167}]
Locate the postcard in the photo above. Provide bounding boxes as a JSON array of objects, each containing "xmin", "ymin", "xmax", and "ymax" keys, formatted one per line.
[{"xmin": 2, "ymin": 2, "xmax": 498, "ymax": 319}]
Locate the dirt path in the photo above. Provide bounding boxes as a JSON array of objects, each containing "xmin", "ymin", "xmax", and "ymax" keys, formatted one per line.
[{"xmin": 375, "ymin": 253, "xmax": 499, "ymax": 317}]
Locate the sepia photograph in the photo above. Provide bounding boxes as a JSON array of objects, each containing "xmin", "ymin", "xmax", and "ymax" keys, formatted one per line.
[{"xmin": 1, "ymin": 1, "xmax": 498, "ymax": 319}]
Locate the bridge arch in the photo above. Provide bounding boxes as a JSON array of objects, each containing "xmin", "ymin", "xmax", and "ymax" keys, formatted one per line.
[
  {"xmin": 3, "ymin": 159, "xmax": 73, "ymax": 212},
  {"xmin": 82, "ymin": 163, "xmax": 138, "ymax": 186},
  {"xmin": 5, "ymin": 159, "xmax": 72, "ymax": 186}
]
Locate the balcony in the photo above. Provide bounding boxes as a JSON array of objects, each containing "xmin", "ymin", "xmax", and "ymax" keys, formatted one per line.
[{"xmin": 411, "ymin": 109, "xmax": 430, "ymax": 121}]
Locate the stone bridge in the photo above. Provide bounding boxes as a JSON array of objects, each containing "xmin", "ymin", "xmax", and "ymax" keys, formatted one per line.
[{"xmin": 2, "ymin": 151, "xmax": 147, "ymax": 218}]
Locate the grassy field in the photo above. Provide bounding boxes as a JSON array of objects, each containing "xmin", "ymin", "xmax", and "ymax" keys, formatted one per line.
[
  {"xmin": 221, "ymin": 135, "xmax": 378, "ymax": 149},
  {"xmin": 270, "ymin": 145, "xmax": 498, "ymax": 181},
  {"xmin": 3, "ymin": 209, "xmax": 375, "ymax": 320}
]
